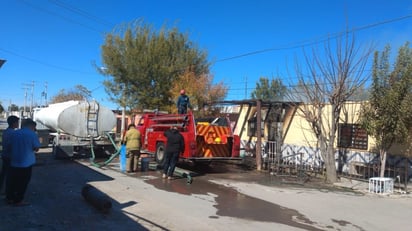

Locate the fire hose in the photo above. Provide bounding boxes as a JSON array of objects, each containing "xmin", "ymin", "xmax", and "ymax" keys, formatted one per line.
[
  {"xmin": 89, "ymin": 132, "xmax": 121, "ymax": 168},
  {"xmin": 88, "ymin": 132, "xmax": 193, "ymax": 184}
]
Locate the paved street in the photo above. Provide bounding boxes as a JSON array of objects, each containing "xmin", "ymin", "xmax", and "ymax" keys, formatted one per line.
[{"xmin": 1, "ymin": 149, "xmax": 411, "ymax": 231}]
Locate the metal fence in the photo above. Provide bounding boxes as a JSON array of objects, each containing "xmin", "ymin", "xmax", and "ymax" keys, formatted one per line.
[
  {"xmin": 341, "ymin": 161, "xmax": 409, "ymax": 185},
  {"xmin": 262, "ymin": 141, "xmax": 324, "ymax": 181},
  {"xmin": 261, "ymin": 141, "xmax": 410, "ymax": 189}
]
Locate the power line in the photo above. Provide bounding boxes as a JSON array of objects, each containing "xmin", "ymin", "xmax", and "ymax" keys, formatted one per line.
[
  {"xmin": 229, "ymin": 70, "xmax": 374, "ymax": 88},
  {"xmin": 48, "ymin": 0, "xmax": 114, "ymax": 28},
  {"xmin": 19, "ymin": 0, "xmax": 103, "ymax": 33},
  {"xmin": 0, "ymin": 48, "xmax": 95, "ymax": 75},
  {"xmin": 216, "ymin": 14, "xmax": 412, "ymax": 63},
  {"xmin": 3, "ymin": 6, "xmax": 411, "ymax": 78},
  {"xmin": 8, "ymin": 0, "xmax": 107, "ymax": 74}
]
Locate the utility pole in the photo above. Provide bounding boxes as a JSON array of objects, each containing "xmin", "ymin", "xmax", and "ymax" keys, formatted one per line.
[
  {"xmin": 22, "ymin": 87, "xmax": 29, "ymax": 117},
  {"xmin": 256, "ymin": 99, "xmax": 262, "ymax": 171},
  {"xmin": 41, "ymin": 82, "xmax": 48, "ymax": 106},
  {"xmin": 30, "ymin": 80, "xmax": 34, "ymax": 113},
  {"xmin": 44, "ymin": 82, "xmax": 48, "ymax": 106},
  {"xmin": 22, "ymin": 81, "xmax": 35, "ymax": 117}
]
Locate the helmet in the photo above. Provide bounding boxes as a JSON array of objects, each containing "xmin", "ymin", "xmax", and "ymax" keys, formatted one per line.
[{"xmin": 180, "ymin": 89, "xmax": 185, "ymax": 95}]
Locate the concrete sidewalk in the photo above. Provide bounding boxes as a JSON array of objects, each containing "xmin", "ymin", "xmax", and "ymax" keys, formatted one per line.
[{"xmin": 334, "ymin": 177, "xmax": 412, "ymax": 197}]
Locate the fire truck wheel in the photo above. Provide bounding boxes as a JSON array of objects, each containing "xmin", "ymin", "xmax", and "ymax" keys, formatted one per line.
[{"xmin": 155, "ymin": 143, "xmax": 166, "ymax": 168}]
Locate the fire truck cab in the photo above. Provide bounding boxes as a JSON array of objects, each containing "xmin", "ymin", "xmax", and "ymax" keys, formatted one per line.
[{"xmin": 136, "ymin": 110, "xmax": 241, "ymax": 166}]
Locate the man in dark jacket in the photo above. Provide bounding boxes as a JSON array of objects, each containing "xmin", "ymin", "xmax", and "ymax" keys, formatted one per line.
[{"xmin": 162, "ymin": 126, "xmax": 185, "ymax": 180}]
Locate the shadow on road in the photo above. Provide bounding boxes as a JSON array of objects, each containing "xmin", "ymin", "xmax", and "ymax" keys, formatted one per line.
[{"xmin": 0, "ymin": 150, "xmax": 165, "ymax": 231}]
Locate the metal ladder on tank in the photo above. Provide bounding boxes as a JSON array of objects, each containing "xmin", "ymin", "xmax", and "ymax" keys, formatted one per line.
[{"xmin": 87, "ymin": 101, "xmax": 99, "ymax": 138}]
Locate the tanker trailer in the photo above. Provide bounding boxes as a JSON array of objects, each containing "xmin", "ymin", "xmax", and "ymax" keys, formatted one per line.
[{"xmin": 33, "ymin": 100, "xmax": 117, "ymax": 158}]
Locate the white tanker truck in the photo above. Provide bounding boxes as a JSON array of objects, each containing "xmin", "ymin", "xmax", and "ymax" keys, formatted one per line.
[{"xmin": 33, "ymin": 100, "xmax": 117, "ymax": 158}]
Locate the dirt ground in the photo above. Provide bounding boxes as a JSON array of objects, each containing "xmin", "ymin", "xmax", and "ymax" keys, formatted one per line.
[{"xmin": 1, "ymin": 148, "xmax": 411, "ymax": 231}]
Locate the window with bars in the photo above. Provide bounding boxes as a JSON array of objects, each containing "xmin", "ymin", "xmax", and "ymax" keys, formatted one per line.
[{"xmin": 338, "ymin": 123, "xmax": 368, "ymax": 150}]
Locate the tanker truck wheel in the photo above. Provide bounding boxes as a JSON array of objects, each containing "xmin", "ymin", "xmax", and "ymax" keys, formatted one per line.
[
  {"xmin": 155, "ymin": 143, "xmax": 166, "ymax": 168},
  {"xmin": 52, "ymin": 138, "xmax": 62, "ymax": 159}
]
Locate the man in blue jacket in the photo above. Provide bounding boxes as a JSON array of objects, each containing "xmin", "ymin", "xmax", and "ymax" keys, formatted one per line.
[
  {"xmin": 0, "ymin": 115, "xmax": 19, "ymax": 194},
  {"xmin": 6, "ymin": 118, "xmax": 40, "ymax": 206},
  {"xmin": 177, "ymin": 89, "xmax": 190, "ymax": 114}
]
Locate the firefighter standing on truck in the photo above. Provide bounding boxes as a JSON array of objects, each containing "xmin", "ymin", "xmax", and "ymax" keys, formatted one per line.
[
  {"xmin": 122, "ymin": 124, "xmax": 141, "ymax": 173},
  {"xmin": 177, "ymin": 89, "xmax": 190, "ymax": 114}
]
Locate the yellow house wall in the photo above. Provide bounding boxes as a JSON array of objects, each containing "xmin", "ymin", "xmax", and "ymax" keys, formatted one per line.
[
  {"xmin": 283, "ymin": 102, "xmax": 378, "ymax": 153},
  {"xmin": 232, "ymin": 101, "xmax": 409, "ymax": 157},
  {"xmin": 236, "ymin": 104, "xmax": 254, "ymax": 142},
  {"xmin": 236, "ymin": 105, "xmax": 273, "ymax": 144}
]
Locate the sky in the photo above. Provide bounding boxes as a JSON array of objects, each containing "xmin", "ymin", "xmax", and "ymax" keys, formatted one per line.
[{"xmin": 1, "ymin": 0, "xmax": 411, "ymax": 110}]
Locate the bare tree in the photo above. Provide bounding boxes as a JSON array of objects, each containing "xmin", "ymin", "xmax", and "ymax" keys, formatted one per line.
[
  {"xmin": 288, "ymin": 34, "xmax": 373, "ymax": 183},
  {"xmin": 49, "ymin": 85, "xmax": 92, "ymax": 104}
]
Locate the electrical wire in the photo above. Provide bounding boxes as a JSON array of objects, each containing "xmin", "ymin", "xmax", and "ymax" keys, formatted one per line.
[
  {"xmin": 48, "ymin": 0, "xmax": 114, "ymax": 28},
  {"xmin": 19, "ymin": 0, "xmax": 104, "ymax": 33},
  {"xmin": 3, "ymin": 2, "xmax": 412, "ymax": 86},
  {"xmin": 216, "ymin": 14, "xmax": 412, "ymax": 62},
  {"xmin": 0, "ymin": 47, "xmax": 95, "ymax": 75}
]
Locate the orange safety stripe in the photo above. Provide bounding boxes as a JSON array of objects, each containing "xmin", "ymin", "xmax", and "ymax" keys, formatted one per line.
[
  {"xmin": 195, "ymin": 124, "xmax": 234, "ymax": 157},
  {"xmin": 197, "ymin": 125, "xmax": 232, "ymax": 145},
  {"xmin": 196, "ymin": 125, "xmax": 231, "ymax": 137},
  {"xmin": 197, "ymin": 143, "xmax": 231, "ymax": 158}
]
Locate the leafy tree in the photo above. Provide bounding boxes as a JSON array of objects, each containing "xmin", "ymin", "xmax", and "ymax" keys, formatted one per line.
[
  {"xmin": 0, "ymin": 103, "xmax": 4, "ymax": 113},
  {"xmin": 251, "ymin": 77, "xmax": 286, "ymax": 101},
  {"xmin": 49, "ymin": 85, "xmax": 92, "ymax": 104},
  {"xmin": 360, "ymin": 43, "xmax": 412, "ymax": 177},
  {"xmin": 288, "ymin": 34, "xmax": 373, "ymax": 183},
  {"xmin": 100, "ymin": 19, "xmax": 210, "ymax": 112}
]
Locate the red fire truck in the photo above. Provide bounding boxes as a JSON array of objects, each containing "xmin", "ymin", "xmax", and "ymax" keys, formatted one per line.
[{"xmin": 136, "ymin": 110, "xmax": 241, "ymax": 166}]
